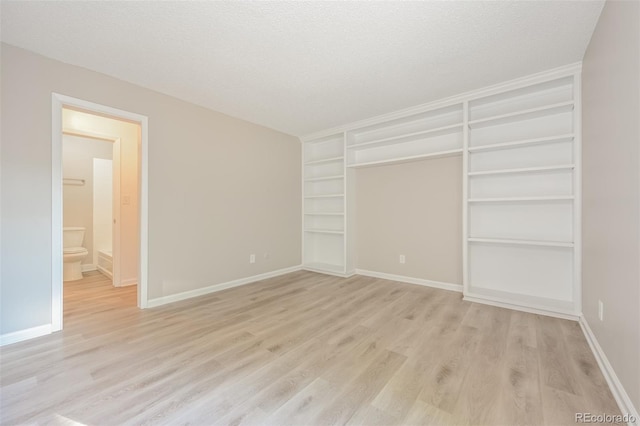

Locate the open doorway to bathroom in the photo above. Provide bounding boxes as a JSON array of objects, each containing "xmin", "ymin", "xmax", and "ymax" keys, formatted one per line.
[
  {"xmin": 52, "ymin": 94, "xmax": 149, "ymax": 332},
  {"xmin": 62, "ymin": 120, "xmax": 138, "ymax": 317},
  {"xmin": 62, "ymin": 108, "xmax": 140, "ymax": 289}
]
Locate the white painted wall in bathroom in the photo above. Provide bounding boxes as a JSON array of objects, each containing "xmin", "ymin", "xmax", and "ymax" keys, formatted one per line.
[{"xmin": 93, "ymin": 158, "xmax": 113, "ymax": 266}]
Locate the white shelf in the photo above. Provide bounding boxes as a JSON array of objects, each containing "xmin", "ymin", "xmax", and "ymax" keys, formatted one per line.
[
  {"xmin": 305, "ymin": 229, "xmax": 344, "ymax": 235},
  {"xmin": 468, "ymin": 237, "xmax": 574, "ymax": 248},
  {"xmin": 304, "ymin": 194, "xmax": 345, "ymax": 199},
  {"xmin": 464, "ymin": 289, "xmax": 576, "ymax": 317},
  {"xmin": 468, "ymin": 164, "xmax": 575, "ymax": 177},
  {"xmin": 347, "ymin": 148, "xmax": 463, "ymax": 169},
  {"xmin": 468, "ymin": 101, "xmax": 574, "ymax": 129},
  {"xmin": 468, "ymin": 134, "xmax": 575, "ymax": 153},
  {"xmin": 304, "ymin": 262, "xmax": 345, "ymax": 274},
  {"xmin": 347, "ymin": 123, "xmax": 463, "ymax": 150},
  {"xmin": 347, "ymin": 104, "xmax": 462, "ymax": 142},
  {"xmin": 304, "ymin": 156, "xmax": 344, "ymax": 165},
  {"xmin": 304, "ymin": 175, "xmax": 344, "ymax": 182},
  {"xmin": 305, "ymin": 135, "xmax": 343, "ymax": 145},
  {"xmin": 468, "ymin": 196, "xmax": 574, "ymax": 203},
  {"xmin": 304, "ymin": 212, "xmax": 344, "ymax": 216}
]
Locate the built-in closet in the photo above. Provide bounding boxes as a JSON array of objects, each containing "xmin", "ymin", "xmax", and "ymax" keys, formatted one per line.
[{"xmin": 302, "ymin": 64, "xmax": 581, "ymax": 318}]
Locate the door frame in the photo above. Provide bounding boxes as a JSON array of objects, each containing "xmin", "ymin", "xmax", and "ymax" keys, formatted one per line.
[{"xmin": 51, "ymin": 93, "xmax": 149, "ymax": 331}]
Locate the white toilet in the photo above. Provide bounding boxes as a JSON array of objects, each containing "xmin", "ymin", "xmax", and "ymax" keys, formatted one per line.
[{"xmin": 63, "ymin": 227, "xmax": 89, "ymax": 281}]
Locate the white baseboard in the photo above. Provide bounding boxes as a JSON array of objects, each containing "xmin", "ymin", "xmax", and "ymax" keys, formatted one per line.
[
  {"xmin": 355, "ymin": 269, "xmax": 462, "ymax": 293},
  {"xmin": 0, "ymin": 324, "xmax": 52, "ymax": 347},
  {"xmin": 115, "ymin": 278, "xmax": 137, "ymax": 287},
  {"xmin": 96, "ymin": 265, "xmax": 113, "ymax": 279},
  {"xmin": 81, "ymin": 264, "xmax": 97, "ymax": 272},
  {"xmin": 579, "ymin": 316, "xmax": 639, "ymax": 426},
  {"xmin": 146, "ymin": 265, "xmax": 303, "ymax": 308}
]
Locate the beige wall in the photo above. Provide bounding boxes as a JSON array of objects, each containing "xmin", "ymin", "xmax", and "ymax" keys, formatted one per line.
[
  {"xmin": 0, "ymin": 43, "xmax": 301, "ymax": 334},
  {"xmin": 63, "ymin": 109, "xmax": 140, "ymax": 285},
  {"xmin": 62, "ymin": 134, "xmax": 113, "ymax": 266},
  {"xmin": 355, "ymin": 156, "xmax": 462, "ymax": 284},
  {"xmin": 582, "ymin": 0, "xmax": 640, "ymax": 413}
]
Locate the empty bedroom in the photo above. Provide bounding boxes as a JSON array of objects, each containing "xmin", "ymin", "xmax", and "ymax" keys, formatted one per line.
[{"xmin": 1, "ymin": 1, "xmax": 638, "ymax": 425}]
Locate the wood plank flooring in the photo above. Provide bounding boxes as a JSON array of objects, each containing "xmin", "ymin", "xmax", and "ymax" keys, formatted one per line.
[{"xmin": 0, "ymin": 270, "xmax": 620, "ymax": 425}]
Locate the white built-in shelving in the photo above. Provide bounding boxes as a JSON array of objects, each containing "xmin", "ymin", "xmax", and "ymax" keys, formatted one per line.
[
  {"xmin": 302, "ymin": 134, "xmax": 349, "ymax": 275},
  {"xmin": 345, "ymin": 105, "xmax": 464, "ymax": 168},
  {"xmin": 301, "ymin": 65, "xmax": 581, "ymax": 317},
  {"xmin": 465, "ymin": 72, "xmax": 580, "ymax": 317}
]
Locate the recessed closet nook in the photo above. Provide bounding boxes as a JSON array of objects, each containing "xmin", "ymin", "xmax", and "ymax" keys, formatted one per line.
[{"xmin": 302, "ymin": 64, "xmax": 580, "ymax": 319}]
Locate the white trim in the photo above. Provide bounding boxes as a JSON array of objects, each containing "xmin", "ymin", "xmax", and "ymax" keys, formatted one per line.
[
  {"xmin": 115, "ymin": 278, "xmax": 137, "ymax": 287},
  {"xmin": 63, "ymin": 127, "xmax": 119, "ymax": 142},
  {"xmin": 343, "ymin": 132, "xmax": 349, "ymax": 277},
  {"xmin": 300, "ymin": 138, "xmax": 306, "ymax": 276},
  {"xmin": 51, "ymin": 98, "xmax": 63, "ymax": 332},
  {"xmin": 463, "ymin": 294, "xmax": 579, "ymax": 321},
  {"xmin": 573, "ymin": 72, "xmax": 583, "ymax": 316},
  {"xmin": 0, "ymin": 324, "xmax": 52, "ymax": 347},
  {"xmin": 462, "ymin": 100, "xmax": 469, "ymax": 296},
  {"xmin": 96, "ymin": 265, "xmax": 113, "ymax": 279},
  {"xmin": 579, "ymin": 316, "xmax": 640, "ymax": 426},
  {"xmin": 301, "ymin": 62, "xmax": 582, "ymax": 142},
  {"xmin": 51, "ymin": 93, "xmax": 150, "ymax": 334},
  {"xmin": 81, "ymin": 264, "xmax": 97, "ymax": 272},
  {"xmin": 355, "ymin": 269, "xmax": 462, "ymax": 293},
  {"xmin": 146, "ymin": 265, "xmax": 302, "ymax": 308}
]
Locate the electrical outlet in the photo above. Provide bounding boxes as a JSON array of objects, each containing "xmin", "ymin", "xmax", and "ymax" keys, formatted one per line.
[
  {"xmin": 399, "ymin": 254, "xmax": 406, "ymax": 264},
  {"xmin": 249, "ymin": 254, "xmax": 256, "ymax": 264},
  {"xmin": 598, "ymin": 300, "xmax": 604, "ymax": 321}
]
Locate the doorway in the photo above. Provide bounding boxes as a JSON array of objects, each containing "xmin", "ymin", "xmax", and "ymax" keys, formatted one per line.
[{"xmin": 52, "ymin": 94, "xmax": 149, "ymax": 332}]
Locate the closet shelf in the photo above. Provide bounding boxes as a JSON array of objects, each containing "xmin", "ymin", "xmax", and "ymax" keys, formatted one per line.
[
  {"xmin": 468, "ymin": 237, "xmax": 574, "ymax": 248},
  {"xmin": 468, "ymin": 196, "xmax": 574, "ymax": 203},
  {"xmin": 468, "ymin": 164, "xmax": 575, "ymax": 177},
  {"xmin": 347, "ymin": 123, "xmax": 463, "ymax": 150},
  {"xmin": 304, "ymin": 212, "xmax": 344, "ymax": 216},
  {"xmin": 468, "ymin": 101, "xmax": 574, "ymax": 129},
  {"xmin": 468, "ymin": 134, "xmax": 575, "ymax": 153},
  {"xmin": 304, "ymin": 156, "xmax": 344, "ymax": 165},
  {"xmin": 304, "ymin": 194, "xmax": 345, "ymax": 199},
  {"xmin": 304, "ymin": 229, "xmax": 344, "ymax": 235},
  {"xmin": 304, "ymin": 175, "xmax": 344, "ymax": 182},
  {"xmin": 348, "ymin": 149, "xmax": 463, "ymax": 169}
]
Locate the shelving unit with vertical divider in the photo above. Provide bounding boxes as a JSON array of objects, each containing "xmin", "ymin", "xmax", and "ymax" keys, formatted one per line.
[{"xmin": 301, "ymin": 64, "xmax": 582, "ymax": 318}]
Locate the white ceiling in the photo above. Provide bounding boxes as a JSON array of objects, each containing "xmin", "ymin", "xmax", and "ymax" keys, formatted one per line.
[{"xmin": 1, "ymin": 1, "xmax": 604, "ymax": 137}]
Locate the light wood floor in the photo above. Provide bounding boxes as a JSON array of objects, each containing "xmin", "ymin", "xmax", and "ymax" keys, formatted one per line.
[{"xmin": 1, "ymin": 270, "xmax": 620, "ymax": 425}]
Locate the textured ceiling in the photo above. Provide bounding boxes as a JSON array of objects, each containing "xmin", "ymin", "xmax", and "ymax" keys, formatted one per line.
[{"xmin": 1, "ymin": 1, "xmax": 604, "ymax": 136}]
